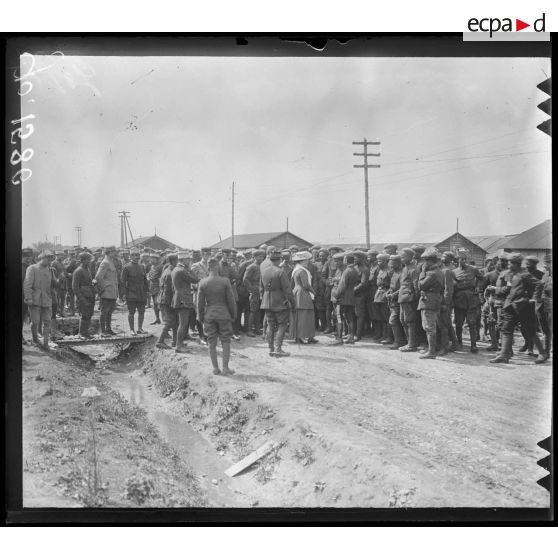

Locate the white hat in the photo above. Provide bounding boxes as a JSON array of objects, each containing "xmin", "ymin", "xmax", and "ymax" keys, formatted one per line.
[
  {"xmin": 177, "ymin": 250, "xmax": 192, "ymax": 259},
  {"xmin": 292, "ymin": 251, "xmax": 312, "ymax": 262}
]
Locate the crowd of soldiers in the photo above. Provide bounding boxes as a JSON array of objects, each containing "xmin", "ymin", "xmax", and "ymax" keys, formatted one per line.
[{"xmin": 22, "ymin": 241, "xmax": 552, "ymax": 371}]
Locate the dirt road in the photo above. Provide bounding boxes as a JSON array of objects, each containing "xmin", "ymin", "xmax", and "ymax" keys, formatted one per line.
[{"xmin": 22, "ymin": 306, "xmax": 551, "ymax": 508}]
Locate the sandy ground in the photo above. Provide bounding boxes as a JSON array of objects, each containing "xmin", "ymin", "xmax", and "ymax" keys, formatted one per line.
[{"xmin": 22, "ymin": 304, "xmax": 552, "ymax": 508}]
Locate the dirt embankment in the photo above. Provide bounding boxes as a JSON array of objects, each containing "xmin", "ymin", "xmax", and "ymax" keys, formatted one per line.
[{"xmin": 22, "ymin": 343, "xmax": 205, "ymax": 508}]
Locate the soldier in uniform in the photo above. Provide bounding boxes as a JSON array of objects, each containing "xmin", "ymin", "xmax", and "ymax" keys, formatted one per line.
[
  {"xmin": 122, "ymin": 249, "xmax": 149, "ymax": 335},
  {"xmin": 280, "ymin": 249, "xmax": 294, "ymax": 282},
  {"xmin": 64, "ymin": 250, "xmax": 79, "ymax": 316},
  {"xmin": 481, "ymin": 256, "xmax": 501, "ymax": 350},
  {"xmin": 171, "ymin": 250, "xmax": 199, "ymax": 353},
  {"xmin": 417, "ymin": 248, "xmax": 444, "ymax": 359},
  {"xmin": 366, "ymin": 250, "xmax": 381, "ymax": 340},
  {"xmin": 486, "ymin": 252, "xmax": 510, "ymax": 352},
  {"xmin": 323, "ymin": 246, "xmax": 343, "ymax": 334},
  {"xmin": 352, "ymin": 251, "xmax": 370, "ymax": 341},
  {"xmin": 452, "ymin": 248, "xmax": 483, "ymax": 353},
  {"xmin": 197, "ymin": 257, "xmax": 237, "ymax": 375},
  {"xmin": 536, "ymin": 254, "xmax": 552, "ymax": 358},
  {"xmin": 94, "ymin": 246, "xmax": 119, "ymax": 336},
  {"xmin": 52, "ymin": 251, "xmax": 67, "ymax": 317},
  {"xmin": 260, "ymin": 250, "xmax": 295, "ymax": 357},
  {"xmin": 398, "ymin": 248, "xmax": 420, "ymax": 352},
  {"xmin": 313, "ymin": 249, "xmax": 329, "ymax": 331},
  {"xmin": 386, "ymin": 254, "xmax": 405, "ymax": 350},
  {"xmin": 373, "ymin": 253, "xmax": 393, "ymax": 344},
  {"xmin": 22, "ymin": 247, "xmax": 34, "ymax": 336},
  {"xmin": 331, "ymin": 252, "xmax": 359, "ymax": 345},
  {"xmin": 24, "ymin": 250, "xmax": 54, "ymax": 350},
  {"xmin": 260, "ymin": 245, "xmax": 277, "ymax": 274},
  {"xmin": 156, "ymin": 252, "xmax": 178, "ymax": 349},
  {"xmin": 219, "ymin": 248, "xmax": 240, "ymax": 340},
  {"xmin": 236, "ymin": 248, "xmax": 253, "ymax": 333},
  {"xmin": 244, "ymin": 249, "xmax": 265, "ymax": 336},
  {"xmin": 518, "ymin": 255, "xmax": 544, "ymax": 355},
  {"xmin": 488, "ymin": 253, "xmax": 548, "ymax": 364},
  {"xmin": 439, "ymin": 251, "xmax": 459, "ymax": 354},
  {"xmin": 191, "ymin": 247, "xmax": 211, "ymax": 344},
  {"xmin": 72, "ymin": 252, "xmax": 96, "ymax": 338}
]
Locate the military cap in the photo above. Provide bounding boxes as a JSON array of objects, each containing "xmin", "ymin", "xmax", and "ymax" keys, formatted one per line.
[
  {"xmin": 367, "ymin": 249, "xmax": 379, "ymax": 256},
  {"xmin": 288, "ymin": 245, "xmax": 300, "ymax": 251},
  {"xmin": 422, "ymin": 247, "xmax": 440, "ymax": 259},
  {"xmin": 332, "ymin": 252, "xmax": 345, "ymax": 260},
  {"xmin": 104, "ymin": 245, "xmax": 117, "ymax": 253},
  {"xmin": 79, "ymin": 251, "xmax": 92, "ymax": 261},
  {"xmin": 201, "ymin": 247, "xmax": 212, "ymax": 254},
  {"xmin": 140, "ymin": 251, "xmax": 149, "ymax": 258},
  {"xmin": 507, "ymin": 252, "xmax": 523, "ymax": 264},
  {"xmin": 231, "ymin": 249, "xmax": 238, "ymax": 254},
  {"xmin": 400, "ymin": 247, "xmax": 416, "ymax": 258},
  {"xmin": 456, "ymin": 249, "xmax": 469, "ymax": 258},
  {"xmin": 498, "ymin": 252, "xmax": 508, "ymax": 260},
  {"xmin": 384, "ymin": 243, "xmax": 398, "ymax": 251},
  {"xmin": 253, "ymin": 249, "xmax": 265, "ymax": 257},
  {"xmin": 352, "ymin": 250, "xmax": 367, "ymax": 261},
  {"xmin": 73, "ymin": 245, "xmax": 81, "ymax": 250},
  {"xmin": 411, "ymin": 244, "xmax": 426, "ymax": 254},
  {"xmin": 54, "ymin": 250, "xmax": 65, "ymax": 256},
  {"xmin": 222, "ymin": 248, "xmax": 232, "ymax": 254},
  {"xmin": 389, "ymin": 254, "xmax": 402, "ymax": 262},
  {"xmin": 259, "ymin": 244, "xmax": 268, "ymax": 250},
  {"xmin": 281, "ymin": 249, "xmax": 291, "ymax": 256},
  {"xmin": 243, "ymin": 248, "xmax": 253, "ymax": 255},
  {"xmin": 177, "ymin": 250, "xmax": 193, "ymax": 259},
  {"xmin": 525, "ymin": 255, "xmax": 539, "ymax": 263},
  {"xmin": 377, "ymin": 253, "xmax": 390, "ymax": 261},
  {"xmin": 94, "ymin": 248, "xmax": 102, "ymax": 255},
  {"xmin": 318, "ymin": 248, "xmax": 329, "ymax": 256},
  {"xmin": 266, "ymin": 245, "xmax": 277, "ymax": 252},
  {"xmin": 328, "ymin": 245, "xmax": 342, "ymax": 252},
  {"xmin": 207, "ymin": 257, "xmax": 219, "ymax": 266},
  {"xmin": 39, "ymin": 249, "xmax": 54, "ymax": 258},
  {"xmin": 22, "ymin": 247, "xmax": 34, "ymax": 257},
  {"xmin": 442, "ymin": 251, "xmax": 455, "ymax": 260},
  {"xmin": 130, "ymin": 248, "xmax": 140, "ymax": 255},
  {"xmin": 192, "ymin": 249, "xmax": 201, "ymax": 255},
  {"xmin": 269, "ymin": 250, "xmax": 282, "ymax": 261}
]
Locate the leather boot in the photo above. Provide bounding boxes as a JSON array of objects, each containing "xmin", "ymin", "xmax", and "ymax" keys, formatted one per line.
[
  {"xmin": 419, "ymin": 332, "xmax": 437, "ymax": 359},
  {"xmin": 380, "ymin": 322, "xmax": 393, "ymax": 344},
  {"xmin": 209, "ymin": 342, "xmax": 221, "ymax": 374},
  {"xmin": 274, "ymin": 323, "xmax": 290, "ymax": 356},
  {"xmin": 247, "ymin": 312, "xmax": 256, "ymax": 337},
  {"xmin": 42, "ymin": 325, "xmax": 50, "ymax": 350},
  {"xmin": 31, "ymin": 324, "xmax": 41, "ymax": 345},
  {"xmin": 533, "ymin": 336, "xmax": 549, "ymax": 364},
  {"xmin": 490, "ymin": 333, "xmax": 513, "ymax": 363},
  {"xmin": 400, "ymin": 322, "xmax": 418, "ymax": 352},
  {"xmin": 222, "ymin": 342, "xmax": 235, "ymax": 374},
  {"xmin": 389, "ymin": 324, "xmax": 405, "ymax": 350}
]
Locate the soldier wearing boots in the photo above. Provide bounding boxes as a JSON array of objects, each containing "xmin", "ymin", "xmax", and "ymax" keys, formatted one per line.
[
  {"xmin": 518, "ymin": 255, "xmax": 544, "ymax": 355},
  {"xmin": 197, "ymin": 258, "xmax": 237, "ymax": 375},
  {"xmin": 366, "ymin": 250, "xmax": 382, "ymax": 340},
  {"xmin": 439, "ymin": 251, "xmax": 459, "ymax": 354},
  {"xmin": 191, "ymin": 247, "xmax": 212, "ymax": 344},
  {"xmin": 236, "ymin": 248, "xmax": 253, "ymax": 333},
  {"xmin": 148, "ymin": 252, "xmax": 163, "ymax": 325},
  {"xmin": 64, "ymin": 251, "xmax": 79, "ymax": 315},
  {"xmin": 23, "ymin": 250, "xmax": 54, "ymax": 350},
  {"xmin": 417, "ymin": 248, "xmax": 444, "ymax": 359},
  {"xmin": 411, "ymin": 244, "xmax": 428, "ymax": 348},
  {"xmin": 353, "ymin": 251, "xmax": 370, "ymax": 341},
  {"xmin": 398, "ymin": 248, "xmax": 420, "ymax": 352},
  {"xmin": 122, "ymin": 249, "xmax": 149, "ymax": 335},
  {"xmin": 313, "ymin": 249, "xmax": 329, "ymax": 331},
  {"xmin": 94, "ymin": 246, "xmax": 119, "ymax": 336},
  {"xmin": 280, "ymin": 249, "xmax": 294, "ymax": 282},
  {"xmin": 489, "ymin": 253, "xmax": 548, "ymax": 364},
  {"xmin": 452, "ymin": 249, "xmax": 483, "ymax": 353},
  {"xmin": 171, "ymin": 250, "xmax": 199, "ymax": 353},
  {"xmin": 244, "ymin": 249, "xmax": 265, "ymax": 336},
  {"xmin": 373, "ymin": 253, "xmax": 392, "ymax": 344},
  {"xmin": 72, "ymin": 252, "xmax": 96, "ymax": 338},
  {"xmin": 482, "ymin": 256, "xmax": 502, "ymax": 351},
  {"xmin": 323, "ymin": 246, "xmax": 343, "ymax": 333},
  {"xmin": 156, "ymin": 252, "xmax": 178, "ymax": 350},
  {"xmin": 260, "ymin": 250, "xmax": 295, "ymax": 357},
  {"xmin": 52, "ymin": 251, "xmax": 67, "ymax": 317},
  {"xmin": 331, "ymin": 252, "xmax": 359, "ymax": 345},
  {"xmin": 535, "ymin": 255, "xmax": 552, "ymax": 359},
  {"xmin": 386, "ymin": 254, "xmax": 405, "ymax": 350}
]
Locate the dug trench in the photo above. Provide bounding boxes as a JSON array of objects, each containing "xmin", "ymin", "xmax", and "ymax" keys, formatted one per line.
[{"xmin": 22, "ymin": 322, "xmax": 551, "ymax": 508}]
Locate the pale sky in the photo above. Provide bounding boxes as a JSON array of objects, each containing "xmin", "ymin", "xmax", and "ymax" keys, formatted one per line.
[{"xmin": 22, "ymin": 55, "xmax": 551, "ymax": 248}]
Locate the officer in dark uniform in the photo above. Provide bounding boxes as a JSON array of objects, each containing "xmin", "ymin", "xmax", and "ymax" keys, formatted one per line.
[
  {"xmin": 452, "ymin": 249, "xmax": 483, "ymax": 353},
  {"xmin": 244, "ymin": 249, "xmax": 265, "ymax": 336},
  {"xmin": 488, "ymin": 253, "xmax": 548, "ymax": 364},
  {"xmin": 72, "ymin": 252, "xmax": 96, "ymax": 338},
  {"xmin": 121, "ymin": 249, "xmax": 149, "ymax": 334},
  {"xmin": 352, "ymin": 250, "xmax": 369, "ymax": 341},
  {"xmin": 518, "ymin": 255, "xmax": 544, "ymax": 355},
  {"xmin": 398, "ymin": 248, "xmax": 420, "ymax": 352},
  {"xmin": 236, "ymin": 248, "xmax": 253, "ymax": 333},
  {"xmin": 260, "ymin": 250, "xmax": 295, "ymax": 357},
  {"xmin": 373, "ymin": 253, "xmax": 392, "ymax": 344},
  {"xmin": 323, "ymin": 246, "xmax": 343, "ymax": 333},
  {"xmin": 386, "ymin": 254, "xmax": 405, "ymax": 349},
  {"xmin": 331, "ymin": 252, "xmax": 360, "ymax": 345},
  {"xmin": 366, "ymin": 250, "xmax": 381, "ymax": 340},
  {"xmin": 417, "ymin": 248, "xmax": 444, "ymax": 359},
  {"xmin": 439, "ymin": 251, "xmax": 459, "ymax": 354},
  {"xmin": 64, "ymin": 250, "xmax": 79, "ymax": 315},
  {"xmin": 156, "ymin": 252, "xmax": 178, "ymax": 349}
]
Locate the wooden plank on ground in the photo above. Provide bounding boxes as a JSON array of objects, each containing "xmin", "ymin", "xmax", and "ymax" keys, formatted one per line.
[
  {"xmin": 225, "ymin": 440, "xmax": 277, "ymax": 477},
  {"xmin": 56, "ymin": 334, "xmax": 152, "ymax": 346}
]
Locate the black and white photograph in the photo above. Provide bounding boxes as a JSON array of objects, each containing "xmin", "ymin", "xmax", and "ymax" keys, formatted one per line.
[{"xmin": 6, "ymin": 35, "xmax": 552, "ymax": 520}]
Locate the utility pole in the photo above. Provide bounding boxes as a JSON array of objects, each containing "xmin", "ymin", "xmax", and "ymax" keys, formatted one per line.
[
  {"xmin": 231, "ymin": 182, "xmax": 235, "ymax": 249},
  {"xmin": 74, "ymin": 226, "xmax": 82, "ymax": 247},
  {"xmin": 456, "ymin": 218, "xmax": 459, "ymax": 233},
  {"xmin": 353, "ymin": 138, "xmax": 381, "ymax": 249},
  {"xmin": 118, "ymin": 210, "xmax": 134, "ymax": 247}
]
